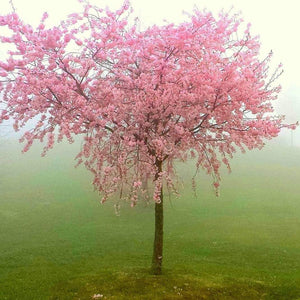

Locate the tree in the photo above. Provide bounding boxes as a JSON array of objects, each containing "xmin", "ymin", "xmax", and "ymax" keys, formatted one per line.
[{"xmin": 0, "ymin": 1, "xmax": 296, "ymax": 275}]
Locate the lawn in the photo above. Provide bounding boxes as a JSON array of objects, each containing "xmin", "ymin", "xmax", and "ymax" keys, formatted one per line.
[{"xmin": 0, "ymin": 138, "xmax": 299, "ymax": 299}]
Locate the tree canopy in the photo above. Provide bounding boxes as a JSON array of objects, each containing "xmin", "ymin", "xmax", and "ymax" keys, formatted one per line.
[{"xmin": 0, "ymin": 1, "xmax": 295, "ymax": 203}]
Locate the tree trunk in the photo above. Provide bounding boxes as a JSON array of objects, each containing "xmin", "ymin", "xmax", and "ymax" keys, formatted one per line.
[{"xmin": 151, "ymin": 160, "xmax": 163, "ymax": 275}]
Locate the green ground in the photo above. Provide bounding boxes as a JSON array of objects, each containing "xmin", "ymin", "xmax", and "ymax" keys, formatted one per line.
[{"xmin": 0, "ymin": 138, "xmax": 299, "ymax": 299}]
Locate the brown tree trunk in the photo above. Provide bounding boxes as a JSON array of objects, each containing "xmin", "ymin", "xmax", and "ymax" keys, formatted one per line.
[{"xmin": 151, "ymin": 160, "xmax": 163, "ymax": 275}]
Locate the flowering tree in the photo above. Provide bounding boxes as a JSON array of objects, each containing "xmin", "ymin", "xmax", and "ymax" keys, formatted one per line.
[{"xmin": 0, "ymin": 1, "xmax": 296, "ymax": 274}]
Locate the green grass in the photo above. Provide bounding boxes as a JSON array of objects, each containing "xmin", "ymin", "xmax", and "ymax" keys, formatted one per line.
[{"xmin": 0, "ymin": 139, "xmax": 300, "ymax": 299}]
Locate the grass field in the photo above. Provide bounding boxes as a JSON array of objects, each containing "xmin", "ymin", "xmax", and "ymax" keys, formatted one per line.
[{"xmin": 0, "ymin": 138, "xmax": 300, "ymax": 299}]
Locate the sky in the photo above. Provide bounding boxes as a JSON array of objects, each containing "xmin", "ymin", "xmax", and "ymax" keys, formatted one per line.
[{"xmin": 0, "ymin": 0, "xmax": 299, "ymax": 142}]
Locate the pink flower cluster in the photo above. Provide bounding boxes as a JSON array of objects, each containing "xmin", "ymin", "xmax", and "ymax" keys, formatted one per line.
[{"xmin": 0, "ymin": 1, "xmax": 296, "ymax": 203}]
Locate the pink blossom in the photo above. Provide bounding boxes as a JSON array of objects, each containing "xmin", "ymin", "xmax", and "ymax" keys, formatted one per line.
[
  {"xmin": 0, "ymin": 2, "xmax": 295, "ymax": 204},
  {"xmin": 133, "ymin": 181, "xmax": 142, "ymax": 188}
]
